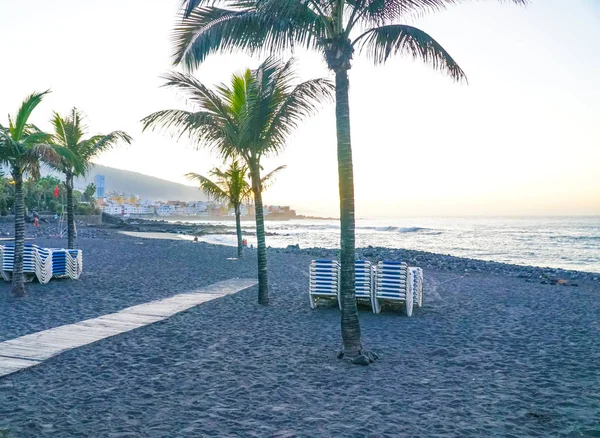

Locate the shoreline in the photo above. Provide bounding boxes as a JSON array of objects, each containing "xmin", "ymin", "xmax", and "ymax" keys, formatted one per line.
[{"xmin": 118, "ymin": 230, "xmax": 600, "ymax": 282}]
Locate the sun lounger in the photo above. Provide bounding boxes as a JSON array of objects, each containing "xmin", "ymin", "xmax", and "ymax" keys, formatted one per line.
[
  {"xmin": 409, "ymin": 267, "xmax": 423, "ymax": 308},
  {"xmin": 373, "ymin": 261, "xmax": 413, "ymax": 316},
  {"xmin": 309, "ymin": 260, "xmax": 341, "ymax": 309},
  {"xmin": 355, "ymin": 260, "xmax": 375, "ymax": 309}
]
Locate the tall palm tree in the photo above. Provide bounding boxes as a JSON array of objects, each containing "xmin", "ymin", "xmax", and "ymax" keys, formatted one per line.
[
  {"xmin": 187, "ymin": 160, "xmax": 286, "ymax": 258},
  {"xmin": 0, "ymin": 91, "xmax": 70, "ymax": 296},
  {"xmin": 50, "ymin": 108, "xmax": 132, "ymax": 249},
  {"xmin": 142, "ymin": 57, "xmax": 333, "ymax": 305},
  {"xmin": 172, "ymin": 0, "xmax": 525, "ymax": 363}
]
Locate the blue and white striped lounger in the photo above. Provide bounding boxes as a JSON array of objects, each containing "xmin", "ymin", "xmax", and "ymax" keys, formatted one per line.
[
  {"xmin": 374, "ymin": 261, "xmax": 413, "ymax": 316},
  {"xmin": 409, "ymin": 267, "xmax": 424, "ymax": 308},
  {"xmin": 50, "ymin": 248, "xmax": 83, "ymax": 280},
  {"xmin": 355, "ymin": 260, "xmax": 375, "ymax": 309},
  {"xmin": 309, "ymin": 260, "xmax": 341, "ymax": 309}
]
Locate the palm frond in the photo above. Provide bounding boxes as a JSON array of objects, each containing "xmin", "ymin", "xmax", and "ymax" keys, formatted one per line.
[
  {"xmin": 263, "ymin": 76, "xmax": 334, "ymax": 154},
  {"xmin": 354, "ymin": 24, "xmax": 466, "ymax": 82},
  {"xmin": 186, "ymin": 172, "xmax": 230, "ymax": 202},
  {"xmin": 259, "ymin": 164, "xmax": 286, "ymax": 191},
  {"xmin": 11, "ymin": 90, "xmax": 51, "ymax": 141},
  {"xmin": 353, "ymin": 0, "xmax": 527, "ymax": 26},
  {"xmin": 172, "ymin": 3, "xmax": 326, "ymax": 70}
]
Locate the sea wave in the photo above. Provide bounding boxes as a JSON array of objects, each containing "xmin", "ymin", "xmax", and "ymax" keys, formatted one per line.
[
  {"xmin": 548, "ymin": 235, "xmax": 600, "ymax": 241},
  {"xmin": 373, "ymin": 226, "xmax": 429, "ymax": 233}
]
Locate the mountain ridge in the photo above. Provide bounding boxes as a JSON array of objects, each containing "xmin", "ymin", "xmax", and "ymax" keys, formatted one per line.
[{"xmin": 48, "ymin": 164, "xmax": 207, "ymax": 202}]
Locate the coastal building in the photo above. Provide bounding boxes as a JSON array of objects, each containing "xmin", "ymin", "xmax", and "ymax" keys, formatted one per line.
[
  {"xmin": 95, "ymin": 175, "xmax": 105, "ymax": 198},
  {"xmin": 156, "ymin": 205, "xmax": 176, "ymax": 216}
]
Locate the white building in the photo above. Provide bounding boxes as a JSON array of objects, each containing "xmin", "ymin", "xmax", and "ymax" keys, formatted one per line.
[
  {"xmin": 156, "ymin": 205, "xmax": 175, "ymax": 216},
  {"xmin": 103, "ymin": 205, "xmax": 123, "ymax": 215}
]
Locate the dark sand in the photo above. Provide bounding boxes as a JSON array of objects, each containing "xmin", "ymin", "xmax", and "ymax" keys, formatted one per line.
[{"xmin": 0, "ymin": 232, "xmax": 598, "ymax": 436}]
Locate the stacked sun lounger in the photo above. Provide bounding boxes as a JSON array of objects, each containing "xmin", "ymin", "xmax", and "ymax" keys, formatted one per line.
[
  {"xmin": 0, "ymin": 244, "xmax": 83, "ymax": 284},
  {"xmin": 354, "ymin": 260, "xmax": 375, "ymax": 309},
  {"xmin": 309, "ymin": 259, "xmax": 423, "ymax": 316},
  {"xmin": 50, "ymin": 248, "xmax": 83, "ymax": 279},
  {"xmin": 373, "ymin": 261, "xmax": 414, "ymax": 316},
  {"xmin": 409, "ymin": 266, "xmax": 423, "ymax": 308},
  {"xmin": 309, "ymin": 260, "xmax": 341, "ymax": 309}
]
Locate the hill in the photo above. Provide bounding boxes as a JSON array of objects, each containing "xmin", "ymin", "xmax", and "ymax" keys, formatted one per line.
[{"xmin": 48, "ymin": 164, "xmax": 207, "ymax": 202}]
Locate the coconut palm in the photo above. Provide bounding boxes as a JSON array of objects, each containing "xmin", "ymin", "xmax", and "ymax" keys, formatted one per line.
[
  {"xmin": 186, "ymin": 160, "xmax": 286, "ymax": 258},
  {"xmin": 172, "ymin": 0, "xmax": 525, "ymax": 363},
  {"xmin": 50, "ymin": 108, "xmax": 132, "ymax": 249},
  {"xmin": 142, "ymin": 57, "xmax": 332, "ymax": 305},
  {"xmin": 0, "ymin": 91, "xmax": 70, "ymax": 296}
]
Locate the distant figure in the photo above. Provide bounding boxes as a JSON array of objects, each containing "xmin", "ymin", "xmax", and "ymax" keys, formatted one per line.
[
  {"xmin": 193, "ymin": 236, "xmax": 198, "ymax": 243},
  {"xmin": 32, "ymin": 210, "xmax": 47, "ymax": 223},
  {"xmin": 242, "ymin": 238, "xmax": 248, "ymax": 248}
]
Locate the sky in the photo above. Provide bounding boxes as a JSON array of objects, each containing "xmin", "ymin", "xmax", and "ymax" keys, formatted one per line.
[{"xmin": 1, "ymin": 0, "xmax": 599, "ymax": 217}]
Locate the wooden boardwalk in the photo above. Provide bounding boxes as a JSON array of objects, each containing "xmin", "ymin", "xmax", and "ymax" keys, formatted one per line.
[{"xmin": 0, "ymin": 278, "xmax": 256, "ymax": 378}]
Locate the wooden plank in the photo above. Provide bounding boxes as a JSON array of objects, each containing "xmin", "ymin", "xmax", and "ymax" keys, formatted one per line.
[
  {"xmin": 0, "ymin": 278, "xmax": 257, "ymax": 378},
  {"xmin": 0, "ymin": 356, "xmax": 40, "ymax": 377}
]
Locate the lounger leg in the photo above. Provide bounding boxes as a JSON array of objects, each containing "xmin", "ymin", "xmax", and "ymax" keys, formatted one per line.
[
  {"xmin": 373, "ymin": 297, "xmax": 381, "ymax": 314},
  {"xmin": 406, "ymin": 285, "xmax": 413, "ymax": 317},
  {"xmin": 309, "ymin": 293, "xmax": 316, "ymax": 309}
]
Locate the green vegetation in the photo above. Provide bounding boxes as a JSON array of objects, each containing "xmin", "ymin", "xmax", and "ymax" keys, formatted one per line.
[
  {"xmin": 187, "ymin": 160, "xmax": 286, "ymax": 258},
  {"xmin": 143, "ymin": 57, "xmax": 332, "ymax": 304},
  {"xmin": 50, "ymin": 108, "xmax": 132, "ymax": 249}
]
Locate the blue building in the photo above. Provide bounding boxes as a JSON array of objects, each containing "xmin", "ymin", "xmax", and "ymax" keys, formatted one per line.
[{"xmin": 95, "ymin": 174, "xmax": 106, "ymax": 198}]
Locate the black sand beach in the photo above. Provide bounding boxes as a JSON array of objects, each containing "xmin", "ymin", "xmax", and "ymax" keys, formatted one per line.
[{"xmin": 0, "ymin": 231, "xmax": 599, "ymax": 436}]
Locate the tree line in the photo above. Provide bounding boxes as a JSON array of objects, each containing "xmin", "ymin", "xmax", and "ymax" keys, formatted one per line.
[{"xmin": 0, "ymin": 174, "xmax": 98, "ymax": 217}]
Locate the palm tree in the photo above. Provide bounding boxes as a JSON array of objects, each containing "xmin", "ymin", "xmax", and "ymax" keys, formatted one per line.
[
  {"xmin": 187, "ymin": 160, "xmax": 286, "ymax": 258},
  {"xmin": 0, "ymin": 91, "xmax": 70, "ymax": 296},
  {"xmin": 142, "ymin": 57, "xmax": 332, "ymax": 305},
  {"xmin": 50, "ymin": 108, "xmax": 132, "ymax": 249},
  {"xmin": 172, "ymin": 0, "xmax": 525, "ymax": 363}
]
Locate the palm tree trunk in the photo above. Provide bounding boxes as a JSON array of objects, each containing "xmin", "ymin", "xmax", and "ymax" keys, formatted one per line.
[
  {"xmin": 249, "ymin": 160, "xmax": 269, "ymax": 305},
  {"xmin": 12, "ymin": 172, "xmax": 26, "ymax": 297},
  {"xmin": 66, "ymin": 173, "xmax": 75, "ymax": 249},
  {"xmin": 235, "ymin": 204, "xmax": 243, "ymax": 258},
  {"xmin": 335, "ymin": 68, "xmax": 363, "ymax": 357}
]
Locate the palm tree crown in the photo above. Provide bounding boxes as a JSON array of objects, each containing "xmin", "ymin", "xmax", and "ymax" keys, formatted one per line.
[
  {"xmin": 0, "ymin": 91, "xmax": 65, "ymax": 179},
  {"xmin": 143, "ymin": 57, "xmax": 333, "ymax": 163},
  {"xmin": 187, "ymin": 161, "xmax": 253, "ymax": 208},
  {"xmin": 187, "ymin": 160, "xmax": 285, "ymax": 257},
  {"xmin": 51, "ymin": 108, "xmax": 132, "ymax": 178}
]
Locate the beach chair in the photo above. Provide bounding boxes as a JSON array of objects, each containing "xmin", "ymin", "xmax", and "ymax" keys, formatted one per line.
[
  {"xmin": 354, "ymin": 260, "xmax": 375, "ymax": 309},
  {"xmin": 309, "ymin": 260, "xmax": 341, "ymax": 309},
  {"xmin": 409, "ymin": 267, "xmax": 424, "ymax": 308},
  {"xmin": 373, "ymin": 261, "xmax": 413, "ymax": 316}
]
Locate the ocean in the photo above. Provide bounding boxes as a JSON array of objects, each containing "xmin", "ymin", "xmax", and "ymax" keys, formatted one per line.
[{"xmin": 167, "ymin": 216, "xmax": 600, "ymax": 273}]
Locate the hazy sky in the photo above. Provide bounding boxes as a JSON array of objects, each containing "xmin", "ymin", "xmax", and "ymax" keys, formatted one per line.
[{"xmin": 1, "ymin": 0, "xmax": 599, "ymax": 217}]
